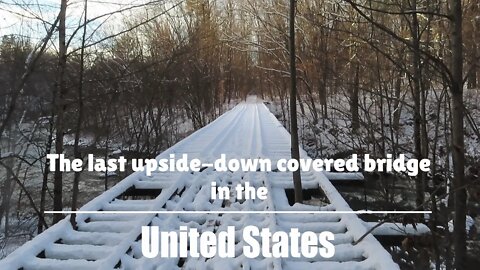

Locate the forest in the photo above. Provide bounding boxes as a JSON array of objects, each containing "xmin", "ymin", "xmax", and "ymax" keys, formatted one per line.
[{"xmin": 0, "ymin": 0, "xmax": 479, "ymax": 269}]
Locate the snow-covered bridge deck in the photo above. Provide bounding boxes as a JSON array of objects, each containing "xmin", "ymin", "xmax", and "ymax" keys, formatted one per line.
[{"xmin": 0, "ymin": 97, "xmax": 399, "ymax": 269}]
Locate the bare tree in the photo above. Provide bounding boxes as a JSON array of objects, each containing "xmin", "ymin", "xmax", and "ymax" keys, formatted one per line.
[
  {"xmin": 289, "ymin": 0, "xmax": 303, "ymax": 203},
  {"xmin": 52, "ymin": 0, "xmax": 68, "ymax": 224},
  {"xmin": 70, "ymin": 0, "xmax": 88, "ymax": 229},
  {"xmin": 449, "ymin": 0, "xmax": 467, "ymax": 268}
]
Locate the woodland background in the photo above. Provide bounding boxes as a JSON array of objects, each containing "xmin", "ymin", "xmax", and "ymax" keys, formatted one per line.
[{"xmin": 0, "ymin": 0, "xmax": 479, "ymax": 269}]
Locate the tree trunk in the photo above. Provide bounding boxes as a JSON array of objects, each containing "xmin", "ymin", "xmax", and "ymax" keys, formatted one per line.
[
  {"xmin": 450, "ymin": 0, "xmax": 467, "ymax": 268},
  {"xmin": 411, "ymin": 0, "xmax": 425, "ymax": 209},
  {"xmin": 393, "ymin": 72, "xmax": 402, "ymax": 131},
  {"xmin": 351, "ymin": 64, "xmax": 360, "ymax": 132},
  {"xmin": 70, "ymin": 0, "xmax": 88, "ymax": 229},
  {"xmin": 466, "ymin": 2, "xmax": 478, "ymax": 89},
  {"xmin": 289, "ymin": 0, "xmax": 302, "ymax": 203},
  {"xmin": 392, "ymin": 75, "xmax": 402, "ymax": 131},
  {"xmin": 0, "ymin": 155, "xmax": 14, "ymax": 237},
  {"xmin": 53, "ymin": 0, "xmax": 68, "ymax": 224},
  {"xmin": 38, "ymin": 116, "xmax": 53, "ymax": 233}
]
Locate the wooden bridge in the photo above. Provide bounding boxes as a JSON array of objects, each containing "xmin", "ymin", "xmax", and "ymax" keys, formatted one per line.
[{"xmin": 0, "ymin": 97, "xmax": 402, "ymax": 269}]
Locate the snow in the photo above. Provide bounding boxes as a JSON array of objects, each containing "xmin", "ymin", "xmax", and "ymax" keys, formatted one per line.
[
  {"xmin": 0, "ymin": 152, "xmax": 13, "ymax": 158},
  {"xmin": 63, "ymin": 133, "xmax": 95, "ymax": 146},
  {"xmin": 111, "ymin": 149, "xmax": 122, "ymax": 155},
  {"xmin": 324, "ymin": 172, "xmax": 364, "ymax": 181},
  {"xmin": 0, "ymin": 96, "xmax": 399, "ymax": 269},
  {"xmin": 448, "ymin": 215, "xmax": 475, "ymax": 234},
  {"xmin": 363, "ymin": 222, "xmax": 430, "ymax": 236}
]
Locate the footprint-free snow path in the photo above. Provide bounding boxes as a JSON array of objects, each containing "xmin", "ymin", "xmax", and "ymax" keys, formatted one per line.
[{"xmin": 0, "ymin": 96, "xmax": 399, "ymax": 269}]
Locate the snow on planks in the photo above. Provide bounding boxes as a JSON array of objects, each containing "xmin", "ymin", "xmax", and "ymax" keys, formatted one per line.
[{"xmin": 0, "ymin": 96, "xmax": 399, "ymax": 269}]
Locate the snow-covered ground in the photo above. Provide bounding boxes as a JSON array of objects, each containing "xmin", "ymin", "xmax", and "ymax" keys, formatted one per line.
[{"xmin": 0, "ymin": 96, "xmax": 399, "ymax": 269}]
